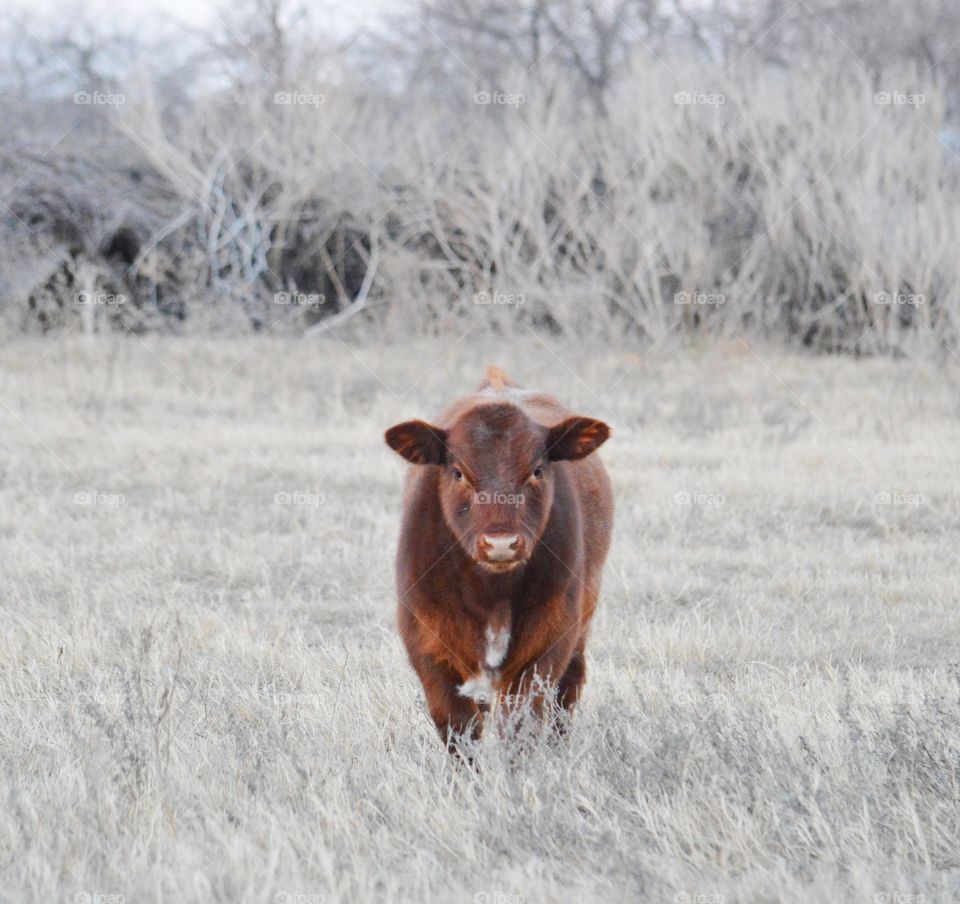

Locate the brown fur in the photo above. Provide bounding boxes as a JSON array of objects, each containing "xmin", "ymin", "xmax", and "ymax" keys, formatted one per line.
[{"xmin": 385, "ymin": 367, "xmax": 614, "ymax": 750}]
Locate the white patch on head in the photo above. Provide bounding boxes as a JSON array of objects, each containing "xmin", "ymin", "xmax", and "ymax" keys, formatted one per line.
[
  {"xmin": 458, "ymin": 673, "xmax": 495, "ymax": 704},
  {"xmin": 485, "ymin": 624, "xmax": 510, "ymax": 669}
]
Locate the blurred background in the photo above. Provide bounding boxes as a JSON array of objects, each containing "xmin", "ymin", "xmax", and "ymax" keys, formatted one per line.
[{"xmin": 1, "ymin": 0, "xmax": 959, "ymax": 355}]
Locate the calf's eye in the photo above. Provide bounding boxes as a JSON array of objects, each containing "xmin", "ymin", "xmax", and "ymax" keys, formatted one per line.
[
  {"xmin": 532, "ymin": 466, "xmax": 544, "ymax": 479},
  {"xmin": 453, "ymin": 468, "xmax": 464, "ymax": 481}
]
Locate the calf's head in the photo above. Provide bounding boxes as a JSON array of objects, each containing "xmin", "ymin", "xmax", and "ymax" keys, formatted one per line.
[{"xmin": 386, "ymin": 403, "xmax": 609, "ymax": 571}]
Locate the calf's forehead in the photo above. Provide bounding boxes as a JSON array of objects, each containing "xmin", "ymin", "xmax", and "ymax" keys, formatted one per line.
[{"xmin": 448, "ymin": 403, "xmax": 543, "ymax": 473}]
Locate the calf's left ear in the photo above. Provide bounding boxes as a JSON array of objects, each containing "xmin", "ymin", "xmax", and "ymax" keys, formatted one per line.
[
  {"xmin": 385, "ymin": 420, "xmax": 449, "ymax": 465},
  {"xmin": 546, "ymin": 416, "xmax": 610, "ymax": 461}
]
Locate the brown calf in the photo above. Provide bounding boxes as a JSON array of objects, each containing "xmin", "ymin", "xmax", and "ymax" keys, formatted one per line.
[{"xmin": 385, "ymin": 366, "xmax": 613, "ymax": 749}]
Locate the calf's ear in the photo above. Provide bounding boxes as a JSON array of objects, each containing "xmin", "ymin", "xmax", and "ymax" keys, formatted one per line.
[
  {"xmin": 385, "ymin": 420, "xmax": 449, "ymax": 465},
  {"xmin": 546, "ymin": 416, "xmax": 610, "ymax": 461}
]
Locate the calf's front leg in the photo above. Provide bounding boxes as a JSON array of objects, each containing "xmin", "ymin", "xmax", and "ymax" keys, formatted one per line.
[
  {"xmin": 498, "ymin": 614, "xmax": 581, "ymax": 726},
  {"xmin": 410, "ymin": 651, "xmax": 482, "ymax": 751}
]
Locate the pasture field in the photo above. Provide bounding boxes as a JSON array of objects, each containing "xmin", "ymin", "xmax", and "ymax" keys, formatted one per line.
[{"xmin": 1, "ymin": 334, "xmax": 960, "ymax": 903}]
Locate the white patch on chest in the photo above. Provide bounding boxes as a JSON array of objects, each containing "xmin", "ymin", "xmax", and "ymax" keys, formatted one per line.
[
  {"xmin": 458, "ymin": 622, "xmax": 511, "ymax": 705},
  {"xmin": 484, "ymin": 624, "xmax": 511, "ymax": 669}
]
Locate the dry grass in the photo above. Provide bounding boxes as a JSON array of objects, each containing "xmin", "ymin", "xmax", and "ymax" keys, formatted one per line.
[{"xmin": 2, "ymin": 333, "xmax": 960, "ymax": 903}]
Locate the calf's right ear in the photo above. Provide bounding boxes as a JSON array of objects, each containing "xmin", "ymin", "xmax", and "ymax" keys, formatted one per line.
[
  {"xmin": 384, "ymin": 420, "xmax": 448, "ymax": 465},
  {"xmin": 546, "ymin": 416, "xmax": 610, "ymax": 461}
]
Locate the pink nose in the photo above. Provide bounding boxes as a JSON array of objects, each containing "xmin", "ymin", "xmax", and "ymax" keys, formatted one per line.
[{"xmin": 480, "ymin": 533, "xmax": 521, "ymax": 562}]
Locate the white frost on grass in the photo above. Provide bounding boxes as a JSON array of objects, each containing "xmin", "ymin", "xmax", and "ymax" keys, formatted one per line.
[{"xmin": 1, "ymin": 336, "xmax": 959, "ymax": 903}]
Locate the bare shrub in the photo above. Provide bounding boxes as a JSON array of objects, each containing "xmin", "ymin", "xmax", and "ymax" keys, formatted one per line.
[{"xmin": 2, "ymin": 0, "xmax": 959, "ymax": 354}]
